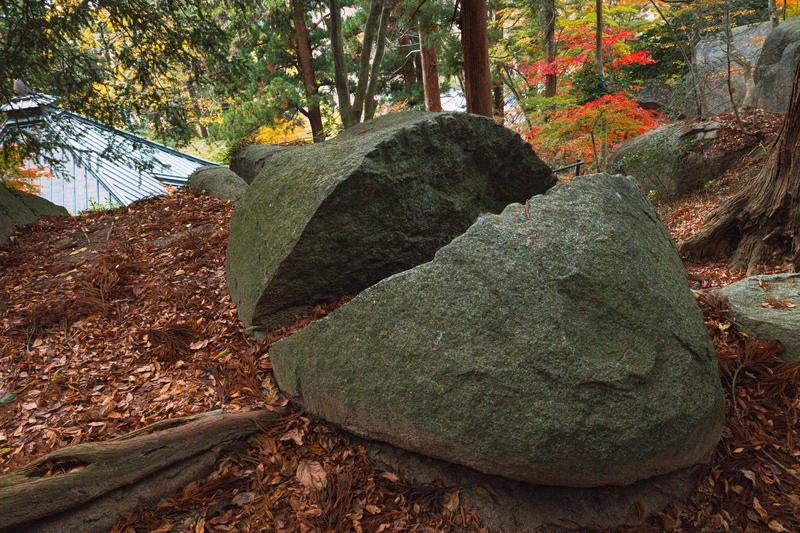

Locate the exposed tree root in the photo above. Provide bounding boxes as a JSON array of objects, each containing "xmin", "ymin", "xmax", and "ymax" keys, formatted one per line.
[
  {"xmin": 680, "ymin": 59, "xmax": 800, "ymax": 273},
  {"xmin": 0, "ymin": 408, "xmax": 287, "ymax": 533}
]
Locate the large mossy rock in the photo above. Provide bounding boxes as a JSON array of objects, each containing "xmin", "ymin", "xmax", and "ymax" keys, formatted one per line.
[
  {"xmin": 229, "ymin": 144, "xmax": 290, "ymax": 184},
  {"xmin": 270, "ymin": 173, "xmax": 725, "ymax": 488},
  {"xmin": 754, "ymin": 17, "xmax": 800, "ymax": 113},
  {"xmin": 226, "ymin": 111, "xmax": 554, "ymax": 332},
  {"xmin": 187, "ymin": 166, "xmax": 248, "ymax": 202},
  {"xmin": 608, "ymin": 121, "xmax": 724, "ymax": 199},
  {"xmin": 1, "ymin": 184, "xmax": 68, "ymax": 245},
  {"xmin": 718, "ymin": 273, "xmax": 800, "ymax": 361}
]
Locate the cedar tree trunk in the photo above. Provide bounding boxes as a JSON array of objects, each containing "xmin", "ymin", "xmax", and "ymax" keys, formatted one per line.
[
  {"xmin": 461, "ymin": 0, "xmax": 493, "ymax": 117},
  {"xmin": 328, "ymin": 0, "xmax": 355, "ymax": 127},
  {"xmin": 419, "ymin": 21, "xmax": 442, "ymax": 112},
  {"xmin": 399, "ymin": 34, "xmax": 418, "ymax": 103},
  {"xmin": 292, "ymin": 0, "xmax": 325, "ymax": 142},
  {"xmin": 680, "ymin": 54, "xmax": 800, "ymax": 273}
]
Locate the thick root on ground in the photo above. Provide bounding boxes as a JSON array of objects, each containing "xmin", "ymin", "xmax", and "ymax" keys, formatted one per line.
[{"xmin": 0, "ymin": 408, "xmax": 287, "ymax": 533}]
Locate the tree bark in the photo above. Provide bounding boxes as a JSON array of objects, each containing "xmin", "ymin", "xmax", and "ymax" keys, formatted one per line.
[
  {"xmin": 328, "ymin": 0, "xmax": 355, "ymax": 128},
  {"xmin": 419, "ymin": 20, "xmax": 442, "ymax": 112},
  {"xmin": 353, "ymin": 0, "xmax": 383, "ymax": 122},
  {"xmin": 769, "ymin": 0, "xmax": 779, "ymax": 29},
  {"xmin": 0, "ymin": 409, "xmax": 287, "ymax": 533},
  {"xmin": 595, "ymin": 0, "xmax": 604, "ymax": 79},
  {"xmin": 491, "ymin": 2, "xmax": 505, "ymax": 121},
  {"xmin": 292, "ymin": 0, "xmax": 325, "ymax": 142},
  {"xmin": 680, "ymin": 54, "xmax": 800, "ymax": 272},
  {"xmin": 461, "ymin": 0, "xmax": 493, "ymax": 117},
  {"xmin": 540, "ymin": 0, "xmax": 557, "ymax": 97},
  {"xmin": 399, "ymin": 34, "xmax": 418, "ymax": 102},
  {"xmin": 187, "ymin": 84, "xmax": 208, "ymax": 139},
  {"xmin": 364, "ymin": 0, "xmax": 393, "ymax": 120},
  {"xmin": 493, "ymin": 70, "xmax": 504, "ymax": 120}
]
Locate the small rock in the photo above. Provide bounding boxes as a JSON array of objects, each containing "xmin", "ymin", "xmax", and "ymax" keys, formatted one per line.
[
  {"xmin": 718, "ymin": 273, "xmax": 800, "ymax": 361},
  {"xmin": 186, "ymin": 167, "xmax": 248, "ymax": 203}
]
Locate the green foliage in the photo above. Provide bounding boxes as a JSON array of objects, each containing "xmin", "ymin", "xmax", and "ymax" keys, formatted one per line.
[
  {"xmin": 570, "ymin": 66, "xmax": 613, "ymax": 104},
  {"xmin": 0, "ymin": 0, "xmax": 229, "ymax": 142},
  {"xmin": 85, "ymin": 197, "xmax": 124, "ymax": 214}
]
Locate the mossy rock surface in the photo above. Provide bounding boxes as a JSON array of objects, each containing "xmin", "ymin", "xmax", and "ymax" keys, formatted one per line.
[
  {"xmin": 718, "ymin": 273, "xmax": 800, "ymax": 361},
  {"xmin": 187, "ymin": 167, "xmax": 248, "ymax": 202},
  {"xmin": 608, "ymin": 121, "xmax": 723, "ymax": 199},
  {"xmin": 226, "ymin": 111, "xmax": 554, "ymax": 331},
  {"xmin": 271, "ymin": 173, "xmax": 725, "ymax": 488},
  {"xmin": 754, "ymin": 17, "xmax": 800, "ymax": 112},
  {"xmin": 229, "ymin": 144, "xmax": 290, "ymax": 184}
]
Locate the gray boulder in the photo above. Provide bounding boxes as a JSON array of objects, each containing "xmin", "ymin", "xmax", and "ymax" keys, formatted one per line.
[
  {"xmin": 718, "ymin": 273, "xmax": 800, "ymax": 361},
  {"xmin": 187, "ymin": 166, "xmax": 248, "ymax": 202},
  {"xmin": 226, "ymin": 111, "xmax": 554, "ymax": 332},
  {"xmin": 1, "ymin": 184, "xmax": 68, "ymax": 244},
  {"xmin": 694, "ymin": 21, "xmax": 771, "ymax": 115},
  {"xmin": 229, "ymin": 144, "xmax": 290, "ymax": 184},
  {"xmin": 608, "ymin": 120, "xmax": 724, "ymax": 199},
  {"xmin": 754, "ymin": 17, "xmax": 800, "ymax": 112},
  {"xmin": 270, "ymin": 173, "xmax": 725, "ymax": 488}
]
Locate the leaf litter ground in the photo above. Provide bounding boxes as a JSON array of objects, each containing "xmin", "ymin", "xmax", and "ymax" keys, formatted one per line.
[{"xmin": 0, "ymin": 182, "xmax": 797, "ymax": 532}]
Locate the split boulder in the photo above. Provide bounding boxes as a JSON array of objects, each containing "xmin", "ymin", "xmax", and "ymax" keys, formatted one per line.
[
  {"xmin": 226, "ymin": 111, "xmax": 554, "ymax": 332},
  {"xmin": 718, "ymin": 273, "xmax": 800, "ymax": 361},
  {"xmin": 270, "ymin": 173, "xmax": 725, "ymax": 488}
]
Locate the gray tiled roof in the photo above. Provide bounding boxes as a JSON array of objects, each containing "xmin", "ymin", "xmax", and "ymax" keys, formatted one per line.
[{"xmin": 0, "ymin": 95, "xmax": 217, "ymax": 212}]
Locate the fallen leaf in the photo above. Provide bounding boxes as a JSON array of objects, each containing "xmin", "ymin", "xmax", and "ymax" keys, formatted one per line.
[
  {"xmin": 753, "ymin": 496, "xmax": 768, "ymax": 521},
  {"xmin": 0, "ymin": 393, "xmax": 16, "ymax": 405},
  {"xmin": 189, "ymin": 339, "xmax": 209, "ymax": 350},
  {"xmin": 296, "ymin": 460, "xmax": 327, "ymax": 491},
  {"xmin": 279, "ymin": 427, "xmax": 304, "ymax": 446},
  {"xmin": 231, "ymin": 491, "xmax": 256, "ymax": 507},
  {"xmin": 768, "ymin": 520, "xmax": 788, "ymax": 532},
  {"xmin": 381, "ymin": 471, "xmax": 399, "ymax": 483},
  {"xmin": 443, "ymin": 490, "xmax": 460, "ymax": 512},
  {"xmin": 741, "ymin": 469, "xmax": 757, "ymax": 486}
]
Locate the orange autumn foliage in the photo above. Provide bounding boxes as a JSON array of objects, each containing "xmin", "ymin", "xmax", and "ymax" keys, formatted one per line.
[
  {"xmin": 0, "ymin": 146, "xmax": 51, "ymax": 194},
  {"xmin": 527, "ymin": 92, "xmax": 660, "ymax": 171}
]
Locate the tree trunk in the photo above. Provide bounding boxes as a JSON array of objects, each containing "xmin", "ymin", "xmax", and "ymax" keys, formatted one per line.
[
  {"xmin": 328, "ymin": 0, "xmax": 355, "ymax": 128},
  {"xmin": 292, "ymin": 0, "xmax": 325, "ymax": 142},
  {"xmin": 540, "ymin": 0, "xmax": 557, "ymax": 97},
  {"xmin": 595, "ymin": 0, "xmax": 604, "ymax": 79},
  {"xmin": 364, "ymin": 0, "xmax": 392, "ymax": 121},
  {"xmin": 187, "ymin": 84, "xmax": 208, "ymax": 139},
  {"xmin": 0, "ymin": 409, "xmax": 287, "ymax": 533},
  {"xmin": 493, "ymin": 72, "xmax": 504, "ymax": 120},
  {"xmin": 399, "ymin": 34, "xmax": 418, "ymax": 103},
  {"xmin": 461, "ymin": 0, "xmax": 493, "ymax": 117},
  {"xmin": 680, "ymin": 56, "xmax": 800, "ymax": 273},
  {"xmin": 491, "ymin": 2, "xmax": 505, "ymax": 121},
  {"xmin": 769, "ymin": 0, "xmax": 779, "ymax": 29},
  {"xmin": 353, "ymin": 0, "xmax": 383, "ymax": 122},
  {"xmin": 419, "ymin": 20, "xmax": 442, "ymax": 112}
]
